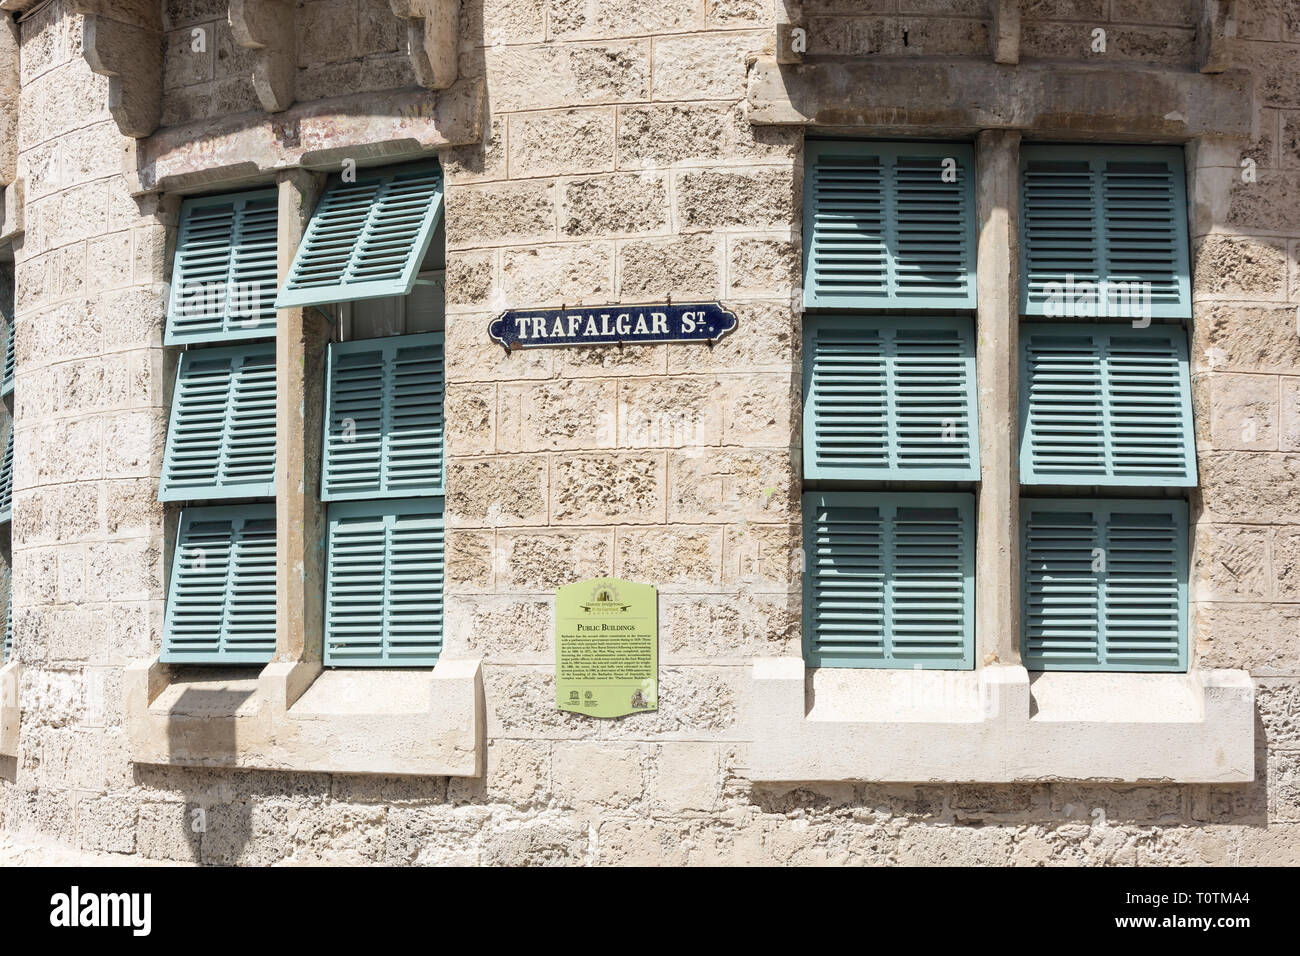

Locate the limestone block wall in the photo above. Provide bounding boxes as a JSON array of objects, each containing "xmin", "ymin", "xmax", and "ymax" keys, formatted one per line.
[{"xmin": 0, "ymin": 0, "xmax": 1295, "ymax": 865}]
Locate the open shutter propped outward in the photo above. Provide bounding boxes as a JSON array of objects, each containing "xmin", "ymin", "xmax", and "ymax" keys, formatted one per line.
[
  {"xmin": 166, "ymin": 189, "xmax": 280, "ymax": 345},
  {"xmin": 804, "ymin": 316, "xmax": 979, "ymax": 481},
  {"xmin": 2, "ymin": 295, "xmax": 14, "ymax": 397},
  {"xmin": 325, "ymin": 498, "xmax": 444, "ymax": 667},
  {"xmin": 1020, "ymin": 323, "xmax": 1196, "ymax": 486},
  {"xmin": 1020, "ymin": 145, "xmax": 1190, "ymax": 319},
  {"xmin": 1022, "ymin": 498, "xmax": 1187, "ymax": 671},
  {"xmin": 160, "ymin": 344, "xmax": 277, "ymax": 501},
  {"xmin": 275, "ymin": 161, "xmax": 444, "ymax": 310},
  {"xmin": 322, "ymin": 332, "xmax": 444, "ymax": 501},
  {"xmin": 804, "ymin": 141, "xmax": 976, "ymax": 310},
  {"xmin": 803, "ymin": 492, "xmax": 974, "ymax": 669},
  {"xmin": 162, "ymin": 506, "xmax": 277, "ymax": 664}
]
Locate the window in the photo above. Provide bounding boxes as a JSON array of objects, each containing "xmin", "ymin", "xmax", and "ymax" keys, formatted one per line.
[
  {"xmin": 803, "ymin": 491, "xmax": 975, "ymax": 669},
  {"xmin": 801, "ymin": 140, "xmax": 979, "ymax": 669},
  {"xmin": 1018, "ymin": 145, "xmax": 1193, "ymax": 671},
  {"xmin": 160, "ymin": 188, "xmax": 280, "ymax": 665},
  {"xmin": 279, "ymin": 159, "xmax": 448, "ymax": 668},
  {"xmin": 1019, "ymin": 144, "xmax": 1190, "ymax": 320}
]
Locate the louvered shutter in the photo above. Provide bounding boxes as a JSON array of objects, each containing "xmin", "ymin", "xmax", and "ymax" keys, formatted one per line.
[
  {"xmin": 275, "ymin": 161, "xmax": 444, "ymax": 309},
  {"xmin": 323, "ymin": 332, "xmax": 444, "ymax": 500},
  {"xmin": 160, "ymin": 344, "xmax": 277, "ymax": 501},
  {"xmin": 1020, "ymin": 145, "xmax": 1190, "ymax": 319},
  {"xmin": 1020, "ymin": 323, "xmax": 1196, "ymax": 486},
  {"xmin": 162, "ymin": 505, "xmax": 277, "ymax": 663},
  {"xmin": 803, "ymin": 491, "xmax": 974, "ymax": 669},
  {"xmin": 1, "ymin": 295, "xmax": 13, "ymax": 397},
  {"xmin": 804, "ymin": 316, "xmax": 979, "ymax": 480},
  {"xmin": 166, "ymin": 189, "xmax": 280, "ymax": 344},
  {"xmin": 804, "ymin": 141, "xmax": 976, "ymax": 309},
  {"xmin": 0, "ymin": 422, "xmax": 12, "ymax": 526},
  {"xmin": 325, "ymin": 498, "xmax": 443, "ymax": 666},
  {"xmin": 1022, "ymin": 498, "xmax": 1187, "ymax": 671}
]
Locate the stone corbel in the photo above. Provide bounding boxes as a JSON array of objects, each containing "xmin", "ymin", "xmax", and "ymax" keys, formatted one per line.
[
  {"xmin": 992, "ymin": 0, "xmax": 1020, "ymax": 66},
  {"xmin": 1197, "ymin": 0, "xmax": 1237, "ymax": 73},
  {"xmin": 775, "ymin": 1, "xmax": 803, "ymax": 64},
  {"xmin": 390, "ymin": 0, "xmax": 459, "ymax": 90},
  {"xmin": 229, "ymin": 0, "xmax": 297, "ymax": 113},
  {"xmin": 75, "ymin": 0, "xmax": 163, "ymax": 139},
  {"xmin": 0, "ymin": 175, "xmax": 23, "ymax": 244}
]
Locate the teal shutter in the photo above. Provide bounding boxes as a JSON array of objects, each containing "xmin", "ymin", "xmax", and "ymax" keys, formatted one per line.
[
  {"xmin": 325, "ymin": 498, "xmax": 443, "ymax": 666},
  {"xmin": 803, "ymin": 491, "xmax": 974, "ymax": 669},
  {"xmin": 162, "ymin": 505, "xmax": 277, "ymax": 664},
  {"xmin": 322, "ymin": 332, "xmax": 444, "ymax": 501},
  {"xmin": 1, "ymin": 297, "xmax": 13, "ymax": 397},
  {"xmin": 160, "ymin": 344, "xmax": 277, "ymax": 501},
  {"xmin": 166, "ymin": 189, "xmax": 280, "ymax": 345},
  {"xmin": 804, "ymin": 316, "xmax": 979, "ymax": 480},
  {"xmin": 1020, "ymin": 145, "xmax": 1190, "ymax": 319},
  {"xmin": 0, "ymin": 423, "xmax": 12, "ymax": 526},
  {"xmin": 803, "ymin": 141, "xmax": 976, "ymax": 310},
  {"xmin": 1020, "ymin": 323, "xmax": 1196, "ymax": 486},
  {"xmin": 1022, "ymin": 498, "xmax": 1187, "ymax": 671},
  {"xmin": 275, "ymin": 161, "xmax": 444, "ymax": 309}
]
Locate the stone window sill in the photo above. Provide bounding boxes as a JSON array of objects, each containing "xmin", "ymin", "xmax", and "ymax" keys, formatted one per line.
[
  {"xmin": 124, "ymin": 656, "xmax": 484, "ymax": 777},
  {"xmin": 0, "ymin": 659, "xmax": 21, "ymax": 757},
  {"xmin": 748, "ymin": 659, "xmax": 1254, "ymax": 784}
]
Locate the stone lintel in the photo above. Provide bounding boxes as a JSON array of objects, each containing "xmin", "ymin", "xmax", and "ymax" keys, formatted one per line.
[
  {"xmin": 747, "ymin": 57, "xmax": 1253, "ymax": 141},
  {"xmin": 125, "ymin": 80, "xmax": 486, "ymax": 196},
  {"xmin": 389, "ymin": 0, "xmax": 460, "ymax": 91},
  {"xmin": 124, "ymin": 657, "xmax": 486, "ymax": 777},
  {"xmin": 748, "ymin": 660, "xmax": 1256, "ymax": 783}
]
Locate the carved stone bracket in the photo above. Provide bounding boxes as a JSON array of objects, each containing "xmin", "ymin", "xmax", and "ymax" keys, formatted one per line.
[
  {"xmin": 775, "ymin": 1, "xmax": 803, "ymax": 65},
  {"xmin": 992, "ymin": 0, "xmax": 1020, "ymax": 66},
  {"xmin": 75, "ymin": 0, "xmax": 163, "ymax": 139},
  {"xmin": 1198, "ymin": 0, "xmax": 1237, "ymax": 74},
  {"xmin": 390, "ymin": 0, "xmax": 459, "ymax": 90},
  {"xmin": 229, "ymin": 0, "xmax": 297, "ymax": 113}
]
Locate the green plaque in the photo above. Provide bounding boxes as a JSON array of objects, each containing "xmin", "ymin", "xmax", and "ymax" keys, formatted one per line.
[{"xmin": 555, "ymin": 577, "xmax": 658, "ymax": 718}]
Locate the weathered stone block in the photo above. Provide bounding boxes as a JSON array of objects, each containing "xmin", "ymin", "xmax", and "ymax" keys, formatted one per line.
[
  {"xmin": 483, "ymin": 42, "xmax": 651, "ymax": 112},
  {"xmin": 653, "ymin": 742, "xmax": 721, "ymax": 811},
  {"xmin": 668, "ymin": 448, "xmax": 796, "ymax": 523},
  {"xmin": 675, "ymin": 167, "xmax": 795, "ymax": 231},
  {"xmin": 1201, "ymin": 371, "xmax": 1278, "ymax": 450},
  {"xmin": 445, "ymin": 382, "xmax": 496, "ymax": 456},
  {"xmin": 445, "ymin": 596, "xmax": 552, "ymax": 660},
  {"xmin": 1194, "ymin": 602, "xmax": 1300, "ymax": 674},
  {"xmin": 444, "ymin": 529, "xmax": 495, "ymax": 592},
  {"xmin": 1195, "ymin": 304, "xmax": 1300, "ymax": 374},
  {"xmin": 494, "ymin": 530, "xmax": 614, "ymax": 592},
  {"xmin": 1200, "ymin": 451, "xmax": 1300, "ymax": 523},
  {"xmin": 1193, "ymin": 523, "xmax": 1270, "ymax": 601},
  {"xmin": 617, "ymin": 376, "xmax": 723, "ymax": 448},
  {"xmin": 652, "ymin": 31, "xmax": 762, "ymax": 101},
  {"xmin": 614, "ymin": 525, "xmax": 724, "ymax": 589},
  {"xmin": 446, "ymin": 454, "xmax": 549, "ymax": 528},
  {"xmin": 1194, "ymin": 235, "xmax": 1288, "ymax": 299},
  {"xmin": 509, "ymin": 108, "xmax": 615, "ymax": 179},
  {"xmin": 498, "ymin": 378, "xmax": 618, "ymax": 452},
  {"xmin": 550, "ymin": 451, "xmax": 666, "ymax": 524},
  {"xmin": 552, "ymin": 742, "xmax": 646, "ymax": 808},
  {"xmin": 500, "ymin": 242, "xmax": 615, "ymax": 306},
  {"xmin": 560, "ymin": 172, "xmax": 668, "ymax": 237},
  {"xmin": 445, "ymin": 181, "xmax": 556, "ymax": 248},
  {"xmin": 619, "ymin": 233, "xmax": 722, "ymax": 299}
]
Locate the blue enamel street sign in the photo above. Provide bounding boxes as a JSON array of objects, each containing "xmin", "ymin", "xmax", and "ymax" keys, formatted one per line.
[{"xmin": 490, "ymin": 302, "xmax": 738, "ymax": 350}]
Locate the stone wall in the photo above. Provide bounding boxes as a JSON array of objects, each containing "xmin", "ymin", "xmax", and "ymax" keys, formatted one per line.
[{"xmin": 0, "ymin": 0, "xmax": 1296, "ymax": 865}]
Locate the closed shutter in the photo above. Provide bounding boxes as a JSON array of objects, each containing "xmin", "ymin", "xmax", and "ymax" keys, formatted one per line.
[
  {"xmin": 160, "ymin": 344, "xmax": 277, "ymax": 501},
  {"xmin": 804, "ymin": 316, "xmax": 979, "ymax": 480},
  {"xmin": 275, "ymin": 161, "xmax": 444, "ymax": 309},
  {"xmin": 1020, "ymin": 323, "xmax": 1196, "ymax": 486},
  {"xmin": 803, "ymin": 491, "xmax": 974, "ymax": 669},
  {"xmin": 162, "ymin": 505, "xmax": 277, "ymax": 663},
  {"xmin": 2, "ymin": 296, "xmax": 13, "ymax": 397},
  {"xmin": 166, "ymin": 189, "xmax": 280, "ymax": 345},
  {"xmin": 803, "ymin": 141, "xmax": 976, "ymax": 310},
  {"xmin": 323, "ymin": 332, "xmax": 444, "ymax": 501},
  {"xmin": 1020, "ymin": 145, "xmax": 1190, "ymax": 319},
  {"xmin": 0, "ymin": 422, "xmax": 11, "ymax": 526},
  {"xmin": 325, "ymin": 498, "xmax": 444, "ymax": 666},
  {"xmin": 1022, "ymin": 498, "xmax": 1187, "ymax": 671}
]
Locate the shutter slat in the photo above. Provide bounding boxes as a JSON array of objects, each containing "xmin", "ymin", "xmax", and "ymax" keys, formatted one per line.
[
  {"xmin": 325, "ymin": 498, "xmax": 443, "ymax": 666},
  {"xmin": 166, "ymin": 189, "xmax": 280, "ymax": 344},
  {"xmin": 162, "ymin": 505, "xmax": 277, "ymax": 664},
  {"xmin": 1020, "ymin": 323, "xmax": 1196, "ymax": 486},
  {"xmin": 276, "ymin": 162, "xmax": 444, "ymax": 309},
  {"xmin": 323, "ymin": 332, "xmax": 444, "ymax": 501},
  {"xmin": 161, "ymin": 344, "xmax": 278, "ymax": 501},
  {"xmin": 803, "ymin": 492, "xmax": 974, "ymax": 669},
  {"xmin": 1020, "ymin": 145, "xmax": 1190, "ymax": 319},
  {"xmin": 1, "ymin": 286, "xmax": 14, "ymax": 397},
  {"xmin": 804, "ymin": 141, "xmax": 976, "ymax": 309},
  {"xmin": 804, "ymin": 316, "xmax": 979, "ymax": 480},
  {"xmin": 0, "ymin": 422, "xmax": 12, "ymax": 526},
  {"xmin": 1021, "ymin": 499, "xmax": 1187, "ymax": 671}
]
